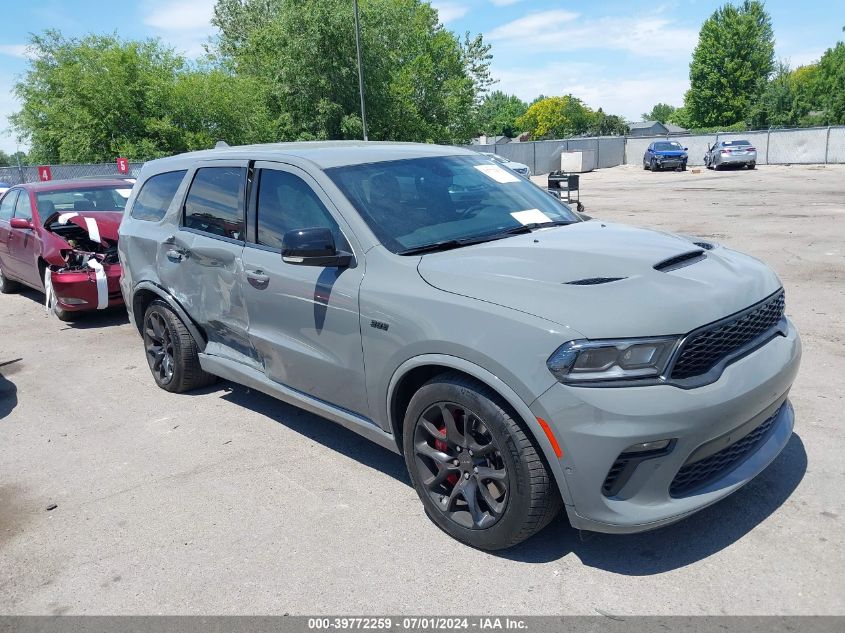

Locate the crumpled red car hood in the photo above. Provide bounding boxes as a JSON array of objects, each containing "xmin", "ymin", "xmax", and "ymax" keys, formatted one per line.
[{"xmin": 65, "ymin": 212, "xmax": 122, "ymax": 242}]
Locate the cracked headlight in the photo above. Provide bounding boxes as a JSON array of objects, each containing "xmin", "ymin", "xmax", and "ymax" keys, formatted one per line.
[{"xmin": 547, "ymin": 337, "xmax": 680, "ymax": 384}]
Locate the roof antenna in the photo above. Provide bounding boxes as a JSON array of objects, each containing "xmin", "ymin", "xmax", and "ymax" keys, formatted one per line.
[{"xmin": 214, "ymin": 140, "xmax": 230, "ymax": 149}]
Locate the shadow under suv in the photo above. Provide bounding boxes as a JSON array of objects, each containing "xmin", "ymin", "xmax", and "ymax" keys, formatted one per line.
[{"xmin": 118, "ymin": 141, "xmax": 801, "ymax": 550}]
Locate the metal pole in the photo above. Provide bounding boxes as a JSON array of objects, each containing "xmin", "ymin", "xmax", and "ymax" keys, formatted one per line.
[
  {"xmin": 825, "ymin": 126, "xmax": 831, "ymax": 164},
  {"xmin": 14, "ymin": 141, "xmax": 24, "ymax": 183},
  {"xmin": 353, "ymin": 0, "xmax": 368, "ymax": 141}
]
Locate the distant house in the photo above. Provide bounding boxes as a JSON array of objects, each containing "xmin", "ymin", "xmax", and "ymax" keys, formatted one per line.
[
  {"xmin": 628, "ymin": 121, "xmax": 689, "ymax": 137},
  {"xmin": 471, "ymin": 135, "xmax": 513, "ymax": 145}
]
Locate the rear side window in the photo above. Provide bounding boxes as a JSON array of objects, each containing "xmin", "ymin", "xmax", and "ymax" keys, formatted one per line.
[
  {"xmin": 14, "ymin": 191, "xmax": 33, "ymax": 221},
  {"xmin": 131, "ymin": 170, "xmax": 186, "ymax": 222},
  {"xmin": 256, "ymin": 169, "xmax": 343, "ymax": 250},
  {"xmin": 183, "ymin": 167, "xmax": 245, "ymax": 240},
  {"xmin": 0, "ymin": 190, "xmax": 18, "ymax": 221}
]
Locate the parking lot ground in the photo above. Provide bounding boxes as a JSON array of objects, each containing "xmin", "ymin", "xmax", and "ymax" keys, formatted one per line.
[{"xmin": 1, "ymin": 164, "xmax": 843, "ymax": 615}]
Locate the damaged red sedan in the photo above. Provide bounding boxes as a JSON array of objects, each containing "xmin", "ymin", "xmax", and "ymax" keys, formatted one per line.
[{"xmin": 0, "ymin": 178, "xmax": 131, "ymax": 320}]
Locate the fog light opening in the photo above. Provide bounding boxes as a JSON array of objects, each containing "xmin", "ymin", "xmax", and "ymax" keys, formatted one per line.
[{"xmin": 622, "ymin": 439, "xmax": 671, "ymax": 454}]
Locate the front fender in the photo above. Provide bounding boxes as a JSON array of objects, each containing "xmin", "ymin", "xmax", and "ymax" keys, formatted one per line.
[{"xmin": 387, "ymin": 353, "xmax": 575, "ymax": 506}]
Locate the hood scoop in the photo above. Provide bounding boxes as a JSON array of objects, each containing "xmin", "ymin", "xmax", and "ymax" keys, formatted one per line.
[
  {"xmin": 654, "ymin": 250, "xmax": 706, "ymax": 272},
  {"xmin": 565, "ymin": 277, "xmax": 626, "ymax": 286}
]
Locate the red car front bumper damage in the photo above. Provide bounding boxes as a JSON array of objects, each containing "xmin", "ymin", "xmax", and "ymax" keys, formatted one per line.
[{"xmin": 50, "ymin": 263, "xmax": 123, "ymax": 312}]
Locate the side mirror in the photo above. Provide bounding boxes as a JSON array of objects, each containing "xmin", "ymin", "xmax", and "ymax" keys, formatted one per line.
[
  {"xmin": 281, "ymin": 227, "xmax": 352, "ymax": 267},
  {"xmin": 9, "ymin": 218, "xmax": 33, "ymax": 230},
  {"xmin": 684, "ymin": 147, "xmax": 689, "ymax": 151}
]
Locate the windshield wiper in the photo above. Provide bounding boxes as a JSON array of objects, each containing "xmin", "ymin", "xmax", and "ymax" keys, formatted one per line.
[{"xmin": 397, "ymin": 220, "xmax": 575, "ymax": 256}]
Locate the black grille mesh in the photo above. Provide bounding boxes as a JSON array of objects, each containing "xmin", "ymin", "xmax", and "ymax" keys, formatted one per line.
[
  {"xmin": 670, "ymin": 291, "xmax": 785, "ymax": 380},
  {"xmin": 670, "ymin": 406, "xmax": 781, "ymax": 496}
]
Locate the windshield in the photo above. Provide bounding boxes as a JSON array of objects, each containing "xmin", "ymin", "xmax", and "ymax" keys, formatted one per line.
[
  {"xmin": 653, "ymin": 142, "xmax": 683, "ymax": 151},
  {"xmin": 327, "ymin": 155, "xmax": 578, "ymax": 253},
  {"xmin": 36, "ymin": 186, "xmax": 131, "ymax": 218}
]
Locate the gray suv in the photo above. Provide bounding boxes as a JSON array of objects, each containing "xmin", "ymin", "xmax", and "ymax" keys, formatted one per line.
[{"xmin": 119, "ymin": 142, "xmax": 801, "ymax": 550}]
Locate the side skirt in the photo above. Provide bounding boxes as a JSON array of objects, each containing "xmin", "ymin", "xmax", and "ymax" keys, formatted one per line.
[{"xmin": 198, "ymin": 353, "xmax": 400, "ymax": 454}]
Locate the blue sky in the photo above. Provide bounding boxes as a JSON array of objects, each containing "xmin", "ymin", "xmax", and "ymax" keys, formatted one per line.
[{"xmin": 0, "ymin": 0, "xmax": 838, "ymax": 153}]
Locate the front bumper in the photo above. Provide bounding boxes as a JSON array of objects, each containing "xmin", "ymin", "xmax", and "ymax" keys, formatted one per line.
[
  {"xmin": 51, "ymin": 264, "xmax": 124, "ymax": 312},
  {"xmin": 653, "ymin": 156, "xmax": 687, "ymax": 168},
  {"xmin": 531, "ymin": 319, "xmax": 801, "ymax": 533}
]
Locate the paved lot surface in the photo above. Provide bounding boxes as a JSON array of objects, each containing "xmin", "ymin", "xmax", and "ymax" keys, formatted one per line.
[{"xmin": 1, "ymin": 164, "xmax": 843, "ymax": 615}]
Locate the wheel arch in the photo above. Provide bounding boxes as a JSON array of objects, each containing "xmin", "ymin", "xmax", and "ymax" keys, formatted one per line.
[
  {"xmin": 131, "ymin": 282, "xmax": 207, "ymax": 352},
  {"xmin": 386, "ymin": 354, "xmax": 574, "ymax": 506}
]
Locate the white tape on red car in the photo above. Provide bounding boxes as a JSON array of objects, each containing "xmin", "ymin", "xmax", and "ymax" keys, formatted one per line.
[
  {"xmin": 43, "ymin": 266, "xmax": 53, "ymax": 314},
  {"xmin": 86, "ymin": 258, "xmax": 109, "ymax": 310},
  {"xmin": 58, "ymin": 212, "xmax": 103, "ymax": 244}
]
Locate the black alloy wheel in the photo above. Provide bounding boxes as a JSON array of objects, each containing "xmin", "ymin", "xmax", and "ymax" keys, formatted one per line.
[
  {"xmin": 412, "ymin": 401, "xmax": 509, "ymax": 530},
  {"xmin": 144, "ymin": 309, "xmax": 175, "ymax": 386}
]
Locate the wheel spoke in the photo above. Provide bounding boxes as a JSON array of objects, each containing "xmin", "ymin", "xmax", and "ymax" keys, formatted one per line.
[
  {"xmin": 414, "ymin": 441, "xmax": 450, "ymax": 466},
  {"xmin": 419, "ymin": 418, "xmax": 446, "ymax": 441},
  {"xmin": 422, "ymin": 462, "xmax": 458, "ymax": 490},
  {"xmin": 440, "ymin": 404, "xmax": 463, "ymax": 446},
  {"xmin": 475, "ymin": 466, "xmax": 506, "ymax": 482},
  {"xmin": 477, "ymin": 479, "xmax": 506, "ymax": 516},
  {"xmin": 460, "ymin": 478, "xmax": 487, "ymax": 528}
]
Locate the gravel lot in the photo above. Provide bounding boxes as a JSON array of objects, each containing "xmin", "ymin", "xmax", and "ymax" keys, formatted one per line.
[{"xmin": 1, "ymin": 164, "xmax": 843, "ymax": 615}]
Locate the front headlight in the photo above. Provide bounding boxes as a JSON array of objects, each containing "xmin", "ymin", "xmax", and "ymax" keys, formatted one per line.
[{"xmin": 547, "ymin": 337, "xmax": 680, "ymax": 384}]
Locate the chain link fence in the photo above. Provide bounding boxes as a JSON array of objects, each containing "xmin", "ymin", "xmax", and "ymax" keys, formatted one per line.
[{"xmin": 0, "ymin": 162, "xmax": 146, "ymax": 186}]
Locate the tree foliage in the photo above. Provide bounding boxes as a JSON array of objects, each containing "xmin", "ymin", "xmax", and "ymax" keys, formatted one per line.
[
  {"xmin": 475, "ymin": 91, "xmax": 527, "ymax": 137},
  {"xmin": 684, "ymin": 0, "xmax": 775, "ymax": 128},
  {"xmin": 211, "ymin": 0, "xmax": 486, "ymax": 144},
  {"xmin": 641, "ymin": 103, "xmax": 677, "ymax": 123},
  {"xmin": 11, "ymin": 31, "xmax": 274, "ymax": 162},
  {"xmin": 516, "ymin": 95, "xmax": 625, "ymax": 139},
  {"xmin": 813, "ymin": 42, "xmax": 845, "ymax": 124}
]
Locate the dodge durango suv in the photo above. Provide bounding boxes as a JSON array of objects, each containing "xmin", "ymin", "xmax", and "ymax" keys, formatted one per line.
[{"xmin": 118, "ymin": 142, "xmax": 801, "ymax": 550}]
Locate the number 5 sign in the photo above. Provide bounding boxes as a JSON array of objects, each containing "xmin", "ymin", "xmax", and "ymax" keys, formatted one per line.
[
  {"xmin": 38, "ymin": 165, "xmax": 52, "ymax": 181},
  {"xmin": 116, "ymin": 157, "xmax": 129, "ymax": 174}
]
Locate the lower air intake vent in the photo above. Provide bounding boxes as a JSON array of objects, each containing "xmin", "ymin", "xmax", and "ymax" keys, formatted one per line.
[
  {"xmin": 565, "ymin": 277, "xmax": 626, "ymax": 285},
  {"xmin": 654, "ymin": 250, "xmax": 706, "ymax": 272}
]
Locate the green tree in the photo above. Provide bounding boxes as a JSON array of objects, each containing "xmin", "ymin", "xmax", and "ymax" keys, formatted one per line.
[
  {"xmin": 641, "ymin": 103, "xmax": 677, "ymax": 123},
  {"xmin": 475, "ymin": 91, "xmax": 527, "ymax": 137},
  {"xmin": 588, "ymin": 109, "xmax": 629, "ymax": 136},
  {"xmin": 211, "ymin": 0, "xmax": 485, "ymax": 144},
  {"xmin": 813, "ymin": 42, "xmax": 845, "ymax": 124},
  {"xmin": 0, "ymin": 151, "xmax": 11, "ymax": 167},
  {"xmin": 684, "ymin": 0, "xmax": 775, "ymax": 127},
  {"xmin": 515, "ymin": 95, "xmax": 594, "ymax": 139},
  {"xmin": 10, "ymin": 31, "xmax": 275, "ymax": 162}
]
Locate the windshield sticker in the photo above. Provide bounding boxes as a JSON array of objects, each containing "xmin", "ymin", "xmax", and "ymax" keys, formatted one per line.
[
  {"xmin": 474, "ymin": 164, "xmax": 520, "ymax": 183},
  {"xmin": 511, "ymin": 209, "xmax": 552, "ymax": 225}
]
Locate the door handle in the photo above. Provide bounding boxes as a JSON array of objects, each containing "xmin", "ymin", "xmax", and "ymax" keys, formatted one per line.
[
  {"xmin": 246, "ymin": 270, "xmax": 270, "ymax": 285},
  {"xmin": 166, "ymin": 248, "xmax": 189, "ymax": 262}
]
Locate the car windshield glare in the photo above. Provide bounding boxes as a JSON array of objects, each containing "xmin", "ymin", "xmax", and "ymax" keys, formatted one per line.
[
  {"xmin": 327, "ymin": 155, "xmax": 578, "ymax": 253},
  {"xmin": 654, "ymin": 142, "xmax": 683, "ymax": 151},
  {"xmin": 36, "ymin": 186, "xmax": 131, "ymax": 218}
]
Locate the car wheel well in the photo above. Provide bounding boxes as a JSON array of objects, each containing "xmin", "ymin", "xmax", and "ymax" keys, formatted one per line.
[
  {"xmin": 132, "ymin": 289, "xmax": 160, "ymax": 334},
  {"xmin": 390, "ymin": 365, "xmax": 535, "ymax": 458}
]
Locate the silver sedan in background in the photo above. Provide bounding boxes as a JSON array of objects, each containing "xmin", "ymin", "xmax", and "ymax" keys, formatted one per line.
[{"xmin": 705, "ymin": 140, "xmax": 758, "ymax": 170}]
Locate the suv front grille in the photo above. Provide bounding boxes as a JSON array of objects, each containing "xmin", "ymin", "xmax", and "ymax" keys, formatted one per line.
[
  {"xmin": 670, "ymin": 290, "xmax": 785, "ymax": 380},
  {"xmin": 669, "ymin": 406, "xmax": 781, "ymax": 496}
]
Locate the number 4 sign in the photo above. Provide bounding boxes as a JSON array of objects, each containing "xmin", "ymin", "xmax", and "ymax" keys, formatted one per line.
[{"xmin": 38, "ymin": 165, "xmax": 52, "ymax": 181}]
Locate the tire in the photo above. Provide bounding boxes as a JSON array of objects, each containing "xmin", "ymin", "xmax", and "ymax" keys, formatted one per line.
[
  {"xmin": 747, "ymin": 162, "xmax": 756, "ymax": 170},
  {"xmin": 403, "ymin": 372, "xmax": 561, "ymax": 550},
  {"xmin": 680, "ymin": 163, "xmax": 687, "ymax": 171},
  {"xmin": 643, "ymin": 161, "xmax": 649, "ymax": 170},
  {"xmin": 650, "ymin": 158, "xmax": 658, "ymax": 172},
  {"xmin": 0, "ymin": 265, "xmax": 20, "ymax": 294},
  {"xmin": 142, "ymin": 299, "xmax": 216, "ymax": 393}
]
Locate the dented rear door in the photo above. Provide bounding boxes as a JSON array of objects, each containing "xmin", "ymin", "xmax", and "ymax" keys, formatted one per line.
[{"xmin": 157, "ymin": 161, "xmax": 258, "ymax": 368}]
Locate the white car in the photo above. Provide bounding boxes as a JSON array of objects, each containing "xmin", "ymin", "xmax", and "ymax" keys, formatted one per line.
[{"xmin": 487, "ymin": 153, "xmax": 531, "ymax": 177}]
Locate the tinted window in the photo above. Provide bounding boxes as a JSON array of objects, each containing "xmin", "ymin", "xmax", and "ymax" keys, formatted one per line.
[
  {"xmin": 183, "ymin": 167, "xmax": 245, "ymax": 240},
  {"xmin": 722, "ymin": 140, "xmax": 751, "ymax": 146},
  {"xmin": 131, "ymin": 170, "xmax": 186, "ymax": 222},
  {"xmin": 0, "ymin": 190, "xmax": 18, "ymax": 221},
  {"xmin": 14, "ymin": 191, "xmax": 33, "ymax": 221},
  {"xmin": 653, "ymin": 142, "xmax": 683, "ymax": 151},
  {"xmin": 327, "ymin": 155, "xmax": 578, "ymax": 253},
  {"xmin": 35, "ymin": 186, "xmax": 131, "ymax": 215},
  {"xmin": 256, "ymin": 169, "xmax": 342, "ymax": 249}
]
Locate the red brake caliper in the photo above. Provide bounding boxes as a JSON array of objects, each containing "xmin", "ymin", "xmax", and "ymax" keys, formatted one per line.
[{"xmin": 435, "ymin": 425, "xmax": 459, "ymax": 486}]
